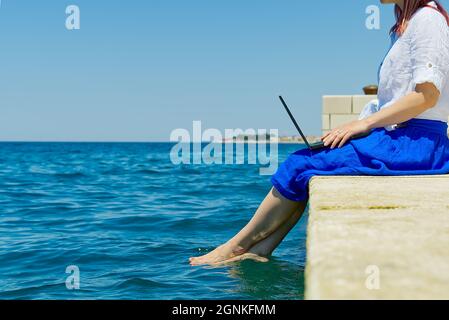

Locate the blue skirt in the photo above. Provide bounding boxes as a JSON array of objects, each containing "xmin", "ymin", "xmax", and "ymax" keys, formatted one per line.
[{"xmin": 271, "ymin": 118, "xmax": 449, "ymax": 202}]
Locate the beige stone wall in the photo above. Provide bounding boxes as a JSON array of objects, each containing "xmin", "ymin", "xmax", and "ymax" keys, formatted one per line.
[
  {"xmin": 322, "ymin": 95, "xmax": 377, "ymax": 136},
  {"xmin": 322, "ymin": 95, "xmax": 449, "ymax": 136}
]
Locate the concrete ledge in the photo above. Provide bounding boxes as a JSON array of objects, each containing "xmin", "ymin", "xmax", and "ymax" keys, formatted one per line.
[
  {"xmin": 330, "ymin": 114, "xmax": 360, "ymax": 128},
  {"xmin": 322, "ymin": 114, "xmax": 330, "ymax": 130},
  {"xmin": 323, "ymin": 96, "xmax": 352, "ymax": 114},
  {"xmin": 305, "ymin": 175, "xmax": 449, "ymax": 300},
  {"xmin": 352, "ymin": 95, "xmax": 377, "ymax": 114},
  {"xmin": 321, "ymin": 95, "xmax": 378, "ymax": 135}
]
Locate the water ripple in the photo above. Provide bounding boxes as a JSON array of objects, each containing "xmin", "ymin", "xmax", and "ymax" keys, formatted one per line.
[{"xmin": 0, "ymin": 142, "xmax": 306, "ymax": 300}]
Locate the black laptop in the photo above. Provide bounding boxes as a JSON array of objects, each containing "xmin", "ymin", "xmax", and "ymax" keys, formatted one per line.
[{"xmin": 278, "ymin": 96, "xmax": 370, "ymax": 150}]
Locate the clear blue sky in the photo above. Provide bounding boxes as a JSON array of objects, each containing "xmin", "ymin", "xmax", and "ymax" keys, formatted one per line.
[{"xmin": 1, "ymin": 0, "xmax": 440, "ymax": 141}]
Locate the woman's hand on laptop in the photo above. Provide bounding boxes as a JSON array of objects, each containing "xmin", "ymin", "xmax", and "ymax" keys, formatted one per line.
[{"xmin": 321, "ymin": 120, "xmax": 371, "ymax": 149}]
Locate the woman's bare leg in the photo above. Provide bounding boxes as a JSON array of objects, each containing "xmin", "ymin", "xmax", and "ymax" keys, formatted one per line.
[
  {"xmin": 211, "ymin": 204, "xmax": 307, "ymax": 265},
  {"xmin": 189, "ymin": 187, "xmax": 304, "ymax": 266},
  {"xmin": 248, "ymin": 204, "xmax": 306, "ymax": 256}
]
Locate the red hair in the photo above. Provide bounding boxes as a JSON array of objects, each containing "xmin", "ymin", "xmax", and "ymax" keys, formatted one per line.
[{"xmin": 391, "ymin": 0, "xmax": 449, "ymax": 35}]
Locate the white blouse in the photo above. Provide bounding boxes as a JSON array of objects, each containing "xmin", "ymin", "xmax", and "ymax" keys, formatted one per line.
[{"xmin": 359, "ymin": 1, "xmax": 449, "ymax": 129}]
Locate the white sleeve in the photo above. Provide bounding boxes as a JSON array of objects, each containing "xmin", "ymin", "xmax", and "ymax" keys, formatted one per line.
[
  {"xmin": 408, "ymin": 9, "xmax": 449, "ymax": 93},
  {"xmin": 358, "ymin": 99, "xmax": 379, "ymax": 120}
]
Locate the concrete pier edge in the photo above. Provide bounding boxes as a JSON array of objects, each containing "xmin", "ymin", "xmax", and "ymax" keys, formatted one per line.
[{"xmin": 305, "ymin": 175, "xmax": 449, "ymax": 300}]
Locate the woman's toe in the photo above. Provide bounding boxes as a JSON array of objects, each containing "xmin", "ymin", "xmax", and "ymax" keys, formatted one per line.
[{"xmin": 190, "ymin": 259, "xmax": 203, "ymax": 266}]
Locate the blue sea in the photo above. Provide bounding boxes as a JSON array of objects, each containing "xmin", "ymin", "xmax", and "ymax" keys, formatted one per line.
[{"xmin": 0, "ymin": 142, "xmax": 308, "ymax": 300}]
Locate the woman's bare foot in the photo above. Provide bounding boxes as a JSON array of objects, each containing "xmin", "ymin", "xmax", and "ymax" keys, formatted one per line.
[
  {"xmin": 189, "ymin": 189, "xmax": 307, "ymax": 267},
  {"xmin": 210, "ymin": 253, "xmax": 269, "ymax": 266},
  {"xmin": 190, "ymin": 207, "xmax": 305, "ymax": 266},
  {"xmin": 189, "ymin": 241, "xmax": 247, "ymax": 266}
]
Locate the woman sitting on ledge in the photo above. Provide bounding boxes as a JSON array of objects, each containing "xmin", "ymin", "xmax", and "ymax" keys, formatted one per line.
[{"xmin": 190, "ymin": 0, "xmax": 449, "ymax": 266}]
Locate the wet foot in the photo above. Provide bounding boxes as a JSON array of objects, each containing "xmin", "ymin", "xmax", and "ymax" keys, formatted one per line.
[
  {"xmin": 189, "ymin": 242, "xmax": 247, "ymax": 266},
  {"xmin": 215, "ymin": 253, "xmax": 269, "ymax": 266}
]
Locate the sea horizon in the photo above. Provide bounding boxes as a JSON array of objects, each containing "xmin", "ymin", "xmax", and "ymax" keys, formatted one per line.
[{"xmin": 0, "ymin": 141, "xmax": 307, "ymax": 299}]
